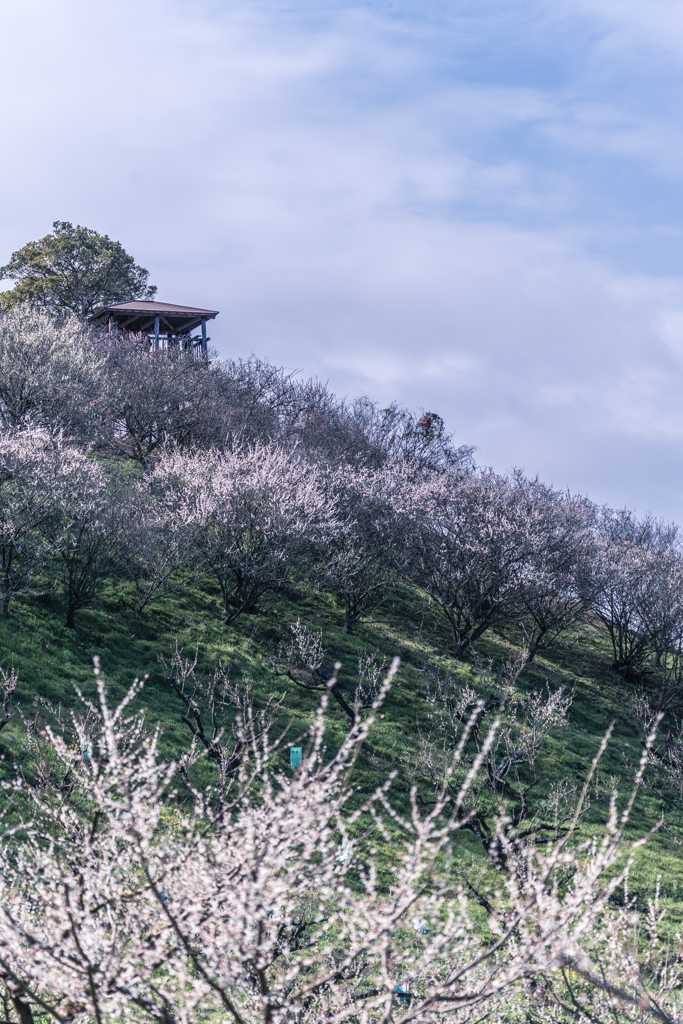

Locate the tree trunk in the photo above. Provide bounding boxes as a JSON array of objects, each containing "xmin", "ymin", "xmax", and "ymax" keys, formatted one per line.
[
  {"xmin": 2, "ymin": 549, "xmax": 12, "ymax": 617},
  {"xmin": 448, "ymin": 615, "xmax": 467, "ymax": 660},
  {"xmin": 344, "ymin": 596, "xmax": 357, "ymax": 634},
  {"xmin": 10, "ymin": 992, "xmax": 34, "ymax": 1024},
  {"xmin": 523, "ymin": 628, "xmax": 546, "ymax": 665}
]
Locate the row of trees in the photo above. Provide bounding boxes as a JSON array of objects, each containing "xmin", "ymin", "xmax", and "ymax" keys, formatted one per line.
[
  {"xmin": 6, "ymin": 304, "xmax": 683, "ymax": 691},
  {"xmin": 4, "ymin": 427, "xmax": 683, "ymax": 692}
]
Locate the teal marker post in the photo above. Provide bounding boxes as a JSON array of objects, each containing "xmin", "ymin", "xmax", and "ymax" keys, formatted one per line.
[{"xmin": 290, "ymin": 746, "xmax": 302, "ymax": 768}]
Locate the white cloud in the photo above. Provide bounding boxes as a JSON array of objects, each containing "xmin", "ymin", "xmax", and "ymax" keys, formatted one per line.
[{"xmin": 567, "ymin": 0, "xmax": 683, "ymax": 54}]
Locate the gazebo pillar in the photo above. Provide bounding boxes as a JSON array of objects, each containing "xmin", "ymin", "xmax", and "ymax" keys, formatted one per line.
[
  {"xmin": 154, "ymin": 316, "xmax": 160, "ymax": 350},
  {"xmin": 201, "ymin": 318, "xmax": 207, "ymax": 355}
]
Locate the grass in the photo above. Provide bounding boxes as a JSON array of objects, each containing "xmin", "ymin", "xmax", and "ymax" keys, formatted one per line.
[{"xmin": 1, "ymin": 575, "xmax": 682, "ymax": 929}]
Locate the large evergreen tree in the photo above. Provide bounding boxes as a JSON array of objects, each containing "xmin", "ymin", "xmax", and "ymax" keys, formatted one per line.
[{"xmin": 0, "ymin": 221, "xmax": 156, "ymax": 318}]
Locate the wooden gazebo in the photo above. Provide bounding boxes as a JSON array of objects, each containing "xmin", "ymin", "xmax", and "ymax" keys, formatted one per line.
[{"xmin": 89, "ymin": 300, "xmax": 219, "ymax": 356}]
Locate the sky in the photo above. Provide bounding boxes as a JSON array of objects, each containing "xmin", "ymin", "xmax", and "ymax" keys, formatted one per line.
[{"xmin": 2, "ymin": 0, "xmax": 683, "ymax": 518}]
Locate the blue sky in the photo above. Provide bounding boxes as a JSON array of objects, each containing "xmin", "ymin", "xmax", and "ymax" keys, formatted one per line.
[{"xmin": 3, "ymin": 0, "xmax": 683, "ymax": 517}]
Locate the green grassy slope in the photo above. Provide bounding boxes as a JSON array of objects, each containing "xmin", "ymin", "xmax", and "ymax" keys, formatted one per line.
[{"xmin": 1, "ymin": 578, "xmax": 682, "ymax": 927}]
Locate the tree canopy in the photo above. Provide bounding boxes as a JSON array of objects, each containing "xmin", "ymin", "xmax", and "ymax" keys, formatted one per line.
[{"xmin": 0, "ymin": 220, "xmax": 156, "ymax": 318}]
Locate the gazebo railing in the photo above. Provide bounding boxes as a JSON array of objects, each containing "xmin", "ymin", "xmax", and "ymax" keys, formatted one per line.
[{"xmin": 145, "ymin": 333, "xmax": 209, "ymax": 359}]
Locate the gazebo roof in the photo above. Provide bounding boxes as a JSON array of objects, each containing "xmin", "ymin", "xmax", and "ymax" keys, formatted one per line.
[{"xmin": 90, "ymin": 300, "xmax": 219, "ymax": 334}]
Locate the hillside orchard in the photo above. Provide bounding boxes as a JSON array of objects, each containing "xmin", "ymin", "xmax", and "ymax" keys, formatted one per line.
[{"xmin": 0, "ymin": 307, "xmax": 683, "ymax": 1021}]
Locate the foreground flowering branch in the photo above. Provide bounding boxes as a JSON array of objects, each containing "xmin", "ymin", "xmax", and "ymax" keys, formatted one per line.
[{"xmin": 0, "ymin": 659, "xmax": 671, "ymax": 1024}]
